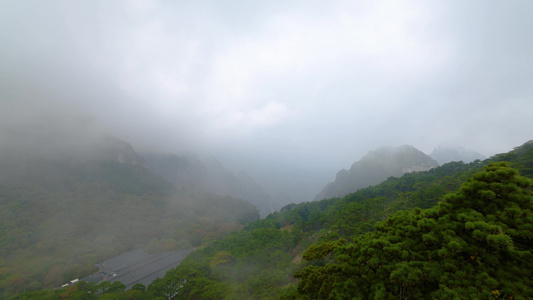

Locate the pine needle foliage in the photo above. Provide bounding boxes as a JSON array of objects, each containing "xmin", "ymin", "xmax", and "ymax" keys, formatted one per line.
[{"xmin": 292, "ymin": 162, "xmax": 533, "ymax": 299}]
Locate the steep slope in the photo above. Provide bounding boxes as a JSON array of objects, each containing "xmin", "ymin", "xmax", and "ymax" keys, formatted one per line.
[
  {"xmin": 430, "ymin": 145, "xmax": 486, "ymax": 164},
  {"xmin": 143, "ymin": 153, "xmax": 274, "ymax": 217},
  {"xmin": 135, "ymin": 141, "xmax": 533, "ymax": 299},
  {"xmin": 314, "ymin": 145, "xmax": 439, "ymax": 201},
  {"xmin": 294, "ymin": 162, "xmax": 532, "ymax": 299},
  {"xmin": 0, "ymin": 138, "xmax": 259, "ymax": 297},
  {"xmin": 10, "ymin": 141, "xmax": 533, "ymax": 299},
  {"xmin": 91, "ymin": 137, "xmax": 146, "ymax": 165}
]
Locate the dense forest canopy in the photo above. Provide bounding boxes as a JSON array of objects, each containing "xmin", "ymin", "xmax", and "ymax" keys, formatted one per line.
[
  {"xmin": 3, "ymin": 1, "xmax": 533, "ymax": 299},
  {"xmin": 0, "ymin": 157, "xmax": 259, "ymax": 297},
  {"xmin": 5, "ymin": 141, "xmax": 533, "ymax": 299},
  {"xmin": 157, "ymin": 142, "xmax": 532, "ymax": 299},
  {"xmin": 292, "ymin": 162, "xmax": 533, "ymax": 299}
]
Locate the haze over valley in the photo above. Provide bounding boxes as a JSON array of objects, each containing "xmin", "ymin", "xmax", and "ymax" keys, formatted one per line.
[
  {"xmin": 2, "ymin": 0, "xmax": 532, "ymax": 183},
  {"xmin": 1, "ymin": 0, "xmax": 533, "ymax": 298}
]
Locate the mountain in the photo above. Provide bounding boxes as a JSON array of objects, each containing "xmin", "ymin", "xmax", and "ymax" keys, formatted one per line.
[
  {"xmin": 92, "ymin": 137, "xmax": 146, "ymax": 165},
  {"xmin": 430, "ymin": 145, "xmax": 486, "ymax": 165},
  {"xmin": 314, "ymin": 145, "xmax": 439, "ymax": 201},
  {"xmin": 143, "ymin": 153, "xmax": 274, "ymax": 217},
  {"xmin": 11, "ymin": 140, "xmax": 533, "ymax": 299},
  {"xmin": 293, "ymin": 161, "xmax": 532, "ymax": 299},
  {"xmin": 0, "ymin": 136, "xmax": 259, "ymax": 297},
  {"xmin": 132, "ymin": 140, "xmax": 532, "ymax": 299}
]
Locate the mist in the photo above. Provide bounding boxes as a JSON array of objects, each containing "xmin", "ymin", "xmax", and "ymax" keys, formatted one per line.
[{"xmin": 2, "ymin": 0, "xmax": 532, "ymax": 201}]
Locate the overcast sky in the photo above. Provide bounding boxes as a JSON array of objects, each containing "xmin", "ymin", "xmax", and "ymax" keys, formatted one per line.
[{"xmin": 1, "ymin": 0, "xmax": 532, "ymax": 176}]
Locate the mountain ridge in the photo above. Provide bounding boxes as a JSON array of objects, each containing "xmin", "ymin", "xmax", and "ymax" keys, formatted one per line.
[
  {"xmin": 430, "ymin": 145, "xmax": 486, "ymax": 165},
  {"xmin": 0, "ymin": 136, "xmax": 260, "ymax": 296},
  {"xmin": 143, "ymin": 153, "xmax": 274, "ymax": 217},
  {"xmin": 314, "ymin": 145, "xmax": 439, "ymax": 201}
]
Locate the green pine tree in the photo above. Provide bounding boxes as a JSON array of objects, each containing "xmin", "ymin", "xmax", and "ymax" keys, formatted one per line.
[{"xmin": 292, "ymin": 162, "xmax": 533, "ymax": 299}]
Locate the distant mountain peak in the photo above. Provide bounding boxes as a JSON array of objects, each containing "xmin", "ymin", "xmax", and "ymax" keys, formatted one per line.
[
  {"xmin": 91, "ymin": 136, "xmax": 145, "ymax": 165},
  {"xmin": 143, "ymin": 153, "xmax": 274, "ymax": 217},
  {"xmin": 314, "ymin": 145, "xmax": 438, "ymax": 201}
]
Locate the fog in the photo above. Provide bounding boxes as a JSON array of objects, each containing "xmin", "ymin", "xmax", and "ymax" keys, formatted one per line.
[{"xmin": 2, "ymin": 1, "xmax": 532, "ymax": 198}]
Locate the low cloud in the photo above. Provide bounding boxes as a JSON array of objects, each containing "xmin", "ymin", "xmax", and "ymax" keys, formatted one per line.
[{"xmin": 1, "ymin": 0, "xmax": 532, "ymax": 182}]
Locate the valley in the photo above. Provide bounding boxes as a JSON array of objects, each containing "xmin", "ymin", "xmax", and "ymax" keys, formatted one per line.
[
  {"xmin": 4, "ymin": 140, "xmax": 532, "ymax": 299},
  {"xmin": 3, "ymin": 2, "xmax": 533, "ymax": 298}
]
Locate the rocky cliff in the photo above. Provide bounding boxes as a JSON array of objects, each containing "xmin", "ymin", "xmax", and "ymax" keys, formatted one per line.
[{"xmin": 314, "ymin": 145, "xmax": 438, "ymax": 200}]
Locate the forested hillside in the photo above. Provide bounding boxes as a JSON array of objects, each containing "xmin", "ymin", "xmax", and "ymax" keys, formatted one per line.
[
  {"xmin": 4, "ymin": 0, "xmax": 533, "ymax": 298},
  {"xmin": 314, "ymin": 145, "xmax": 439, "ymax": 201},
  {"xmin": 7, "ymin": 141, "xmax": 533, "ymax": 299},
  {"xmin": 292, "ymin": 161, "xmax": 532, "ymax": 299},
  {"xmin": 0, "ymin": 156, "xmax": 259, "ymax": 298},
  {"xmin": 148, "ymin": 141, "xmax": 533, "ymax": 299}
]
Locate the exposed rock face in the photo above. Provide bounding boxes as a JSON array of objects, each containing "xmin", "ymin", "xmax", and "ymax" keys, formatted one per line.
[
  {"xmin": 314, "ymin": 145, "xmax": 439, "ymax": 201},
  {"xmin": 143, "ymin": 153, "xmax": 274, "ymax": 217},
  {"xmin": 93, "ymin": 137, "xmax": 145, "ymax": 165},
  {"xmin": 430, "ymin": 146, "xmax": 485, "ymax": 165}
]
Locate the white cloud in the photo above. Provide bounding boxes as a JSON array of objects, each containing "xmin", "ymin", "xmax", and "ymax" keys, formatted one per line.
[
  {"xmin": 204, "ymin": 101, "xmax": 290, "ymax": 138},
  {"xmin": 1, "ymin": 0, "xmax": 532, "ymax": 169}
]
